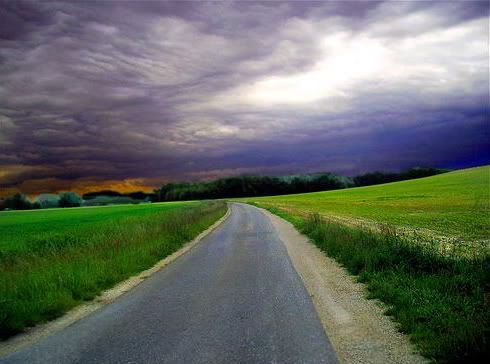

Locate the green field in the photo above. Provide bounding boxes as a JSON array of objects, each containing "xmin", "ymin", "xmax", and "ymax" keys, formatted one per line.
[
  {"xmin": 246, "ymin": 165, "xmax": 489, "ymax": 243},
  {"xmin": 0, "ymin": 201, "xmax": 195, "ymax": 254},
  {"xmin": 0, "ymin": 201, "xmax": 226, "ymax": 338},
  {"xmin": 245, "ymin": 166, "xmax": 489, "ymax": 363}
]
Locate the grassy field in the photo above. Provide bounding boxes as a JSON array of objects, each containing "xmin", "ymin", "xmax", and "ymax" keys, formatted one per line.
[
  {"xmin": 246, "ymin": 165, "xmax": 489, "ymax": 243},
  {"xmin": 0, "ymin": 201, "xmax": 226, "ymax": 338},
  {"xmin": 0, "ymin": 201, "xmax": 194, "ymax": 254},
  {"xmin": 244, "ymin": 166, "xmax": 489, "ymax": 363}
]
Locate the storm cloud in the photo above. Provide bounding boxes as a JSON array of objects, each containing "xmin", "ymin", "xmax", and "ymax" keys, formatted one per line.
[{"xmin": 0, "ymin": 0, "xmax": 488, "ymax": 194}]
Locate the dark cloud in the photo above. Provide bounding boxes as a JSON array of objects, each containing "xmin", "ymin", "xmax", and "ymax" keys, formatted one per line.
[
  {"xmin": 0, "ymin": 0, "xmax": 54, "ymax": 40},
  {"xmin": 0, "ymin": 0, "xmax": 488, "ymax": 194}
]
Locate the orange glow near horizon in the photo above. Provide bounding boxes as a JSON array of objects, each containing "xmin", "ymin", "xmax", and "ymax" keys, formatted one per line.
[{"xmin": 0, "ymin": 178, "xmax": 158, "ymax": 199}]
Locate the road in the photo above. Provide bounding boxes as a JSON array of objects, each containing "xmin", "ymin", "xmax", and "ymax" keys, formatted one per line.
[{"xmin": 1, "ymin": 203, "xmax": 338, "ymax": 364}]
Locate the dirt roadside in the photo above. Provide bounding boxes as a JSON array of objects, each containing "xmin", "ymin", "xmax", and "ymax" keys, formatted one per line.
[{"xmin": 262, "ymin": 207, "xmax": 426, "ymax": 364}]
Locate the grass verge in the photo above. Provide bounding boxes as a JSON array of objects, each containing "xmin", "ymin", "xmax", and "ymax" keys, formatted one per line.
[
  {"xmin": 254, "ymin": 204, "xmax": 489, "ymax": 363},
  {"xmin": 0, "ymin": 201, "xmax": 226, "ymax": 339}
]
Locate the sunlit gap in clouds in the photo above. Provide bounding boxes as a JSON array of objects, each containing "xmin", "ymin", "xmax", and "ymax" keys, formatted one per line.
[{"xmin": 238, "ymin": 34, "xmax": 387, "ymax": 105}]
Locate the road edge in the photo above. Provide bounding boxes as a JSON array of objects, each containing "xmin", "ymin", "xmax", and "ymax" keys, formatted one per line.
[
  {"xmin": 0, "ymin": 205, "xmax": 231, "ymax": 357},
  {"xmin": 256, "ymin": 205, "xmax": 426, "ymax": 364}
]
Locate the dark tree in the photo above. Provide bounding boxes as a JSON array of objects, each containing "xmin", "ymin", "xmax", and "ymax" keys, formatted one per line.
[
  {"xmin": 126, "ymin": 191, "xmax": 154, "ymax": 200},
  {"xmin": 3, "ymin": 193, "xmax": 32, "ymax": 210},
  {"xmin": 154, "ymin": 173, "xmax": 353, "ymax": 202},
  {"xmin": 354, "ymin": 168, "xmax": 447, "ymax": 187},
  {"xmin": 58, "ymin": 192, "xmax": 82, "ymax": 207},
  {"xmin": 82, "ymin": 190, "xmax": 122, "ymax": 200}
]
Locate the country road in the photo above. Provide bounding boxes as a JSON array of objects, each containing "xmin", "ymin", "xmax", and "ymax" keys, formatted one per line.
[{"xmin": 1, "ymin": 203, "xmax": 338, "ymax": 364}]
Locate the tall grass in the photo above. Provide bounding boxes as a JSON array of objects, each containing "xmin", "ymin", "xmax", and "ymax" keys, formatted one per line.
[
  {"xmin": 265, "ymin": 206, "xmax": 488, "ymax": 363},
  {"xmin": 0, "ymin": 201, "xmax": 226, "ymax": 339}
]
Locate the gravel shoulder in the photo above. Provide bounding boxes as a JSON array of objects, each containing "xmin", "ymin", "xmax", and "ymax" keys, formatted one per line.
[{"xmin": 261, "ymin": 206, "xmax": 426, "ymax": 364}]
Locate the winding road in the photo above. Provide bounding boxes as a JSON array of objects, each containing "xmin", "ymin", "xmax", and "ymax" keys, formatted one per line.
[{"xmin": 1, "ymin": 203, "xmax": 338, "ymax": 364}]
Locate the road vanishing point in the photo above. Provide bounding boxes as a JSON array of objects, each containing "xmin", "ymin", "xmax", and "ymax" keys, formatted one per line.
[{"xmin": 1, "ymin": 203, "xmax": 338, "ymax": 364}]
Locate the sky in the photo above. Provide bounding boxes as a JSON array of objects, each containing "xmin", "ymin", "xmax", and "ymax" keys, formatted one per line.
[{"xmin": 0, "ymin": 0, "xmax": 489, "ymax": 196}]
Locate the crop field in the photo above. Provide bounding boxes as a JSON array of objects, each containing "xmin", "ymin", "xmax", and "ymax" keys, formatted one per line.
[
  {"xmin": 245, "ymin": 166, "xmax": 489, "ymax": 363},
  {"xmin": 0, "ymin": 201, "xmax": 227, "ymax": 338},
  {"xmin": 1, "ymin": 201, "xmax": 195, "ymax": 254},
  {"xmin": 247, "ymin": 165, "xmax": 489, "ymax": 243}
]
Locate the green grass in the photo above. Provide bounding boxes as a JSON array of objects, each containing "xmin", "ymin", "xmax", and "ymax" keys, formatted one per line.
[
  {"xmin": 0, "ymin": 201, "xmax": 226, "ymax": 338},
  {"xmin": 244, "ymin": 166, "xmax": 489, "ymax": 363},
  {"xmin": 246, "ymin": 165, "xmax": 489, "ymax": 242},
  {"xmin": 0, "ymin": 201, "xmax": 194, "ymax": 254}
]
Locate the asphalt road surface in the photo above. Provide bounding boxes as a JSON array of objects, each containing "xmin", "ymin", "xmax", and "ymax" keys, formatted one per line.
[{"xmin": 2, "ymin": 203, "xmax": 338, "ymax": 364}]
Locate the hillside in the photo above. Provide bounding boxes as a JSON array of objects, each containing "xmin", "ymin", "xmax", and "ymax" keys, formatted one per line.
[{"xmin": 246, "ymin": 165, "xmax": 489, "ymax": 242}]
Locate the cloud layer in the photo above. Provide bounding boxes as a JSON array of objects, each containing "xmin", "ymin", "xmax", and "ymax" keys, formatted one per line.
[{"xmin": 0, "ymin": 1, "xmax": 488, "ymax": 195}]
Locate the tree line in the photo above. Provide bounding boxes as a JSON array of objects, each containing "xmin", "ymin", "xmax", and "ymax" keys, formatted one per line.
[
  {"xmin": 155, "ymin": 173, "xmax": 352, "ymax": 202},
  {"xmin": 0, "ymin": 192, "xmax": 82, "ymax": 210},
  {"xmin": 153, "ymin": 167, "xmax": 447, "ymax": 202},
  {"xmin": 0, "ymin": 191, "xmax": 150, "ymax": 211},
  {"xmin": 0, "ymin": 167, "xmax": 447, "ymax": 210},
  {"xmin": 352, "ymin": 167, "xmax": 448, "ymax": 186}
]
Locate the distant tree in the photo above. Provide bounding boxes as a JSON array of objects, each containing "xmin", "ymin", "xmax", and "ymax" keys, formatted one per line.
[
  {"xmin": 3, "ymin": 193, "xmax": 32, "ymax": 210},
  {"xmin": 58, "ymin": 192, "xmax": 82, "ymax": 207},
  {"xmin": 353, "ymin": 168, "xmax": 447, "ymax": 187},
  {"xmin": 126, "ymin": 191, "xmax": 154, "ymax": 200},
  {"xmin": 81, "ymin": 195, "xmax": 137, "ymax": 206},
  {"xmin": 353, "ymin": 171, "xmax": 397, "ymax": 187},
  {"xmin": 35, "ymin": 193, "xmax": 60, "ymax": 209},
  {"xmin": 153, "ymin": 172, "xmax": 353, "ymax": 202},
  {"xmin": 401, "ymin": 167, "xmax": 448, "ymax": 180},
  {"xmin": 82, "ymin": 190, "xmax": 122, "ymax": 200},
  {"xmin": 151, "ymin": 189, "xmax": 161, "ymax": 202}
]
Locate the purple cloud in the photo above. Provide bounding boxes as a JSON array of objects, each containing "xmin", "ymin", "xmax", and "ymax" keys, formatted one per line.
[{"xmin": 0, "ymin": 0, "xmax": 488, "ymax": 193}]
